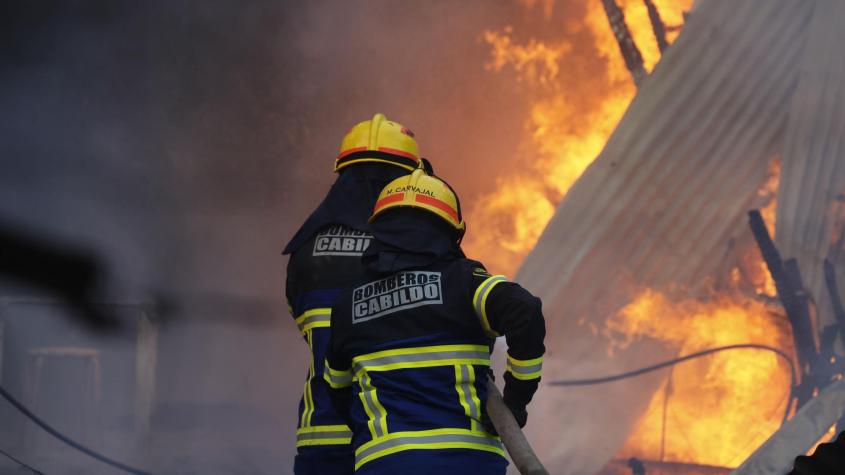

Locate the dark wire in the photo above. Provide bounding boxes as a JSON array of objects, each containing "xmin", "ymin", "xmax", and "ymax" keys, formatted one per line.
[
  {"xmin": 0, "ymin": 343, "xmax": 796, "ymax": 475},
  {"xmin": 548, "ymin": 343, "xmax": 796, "ymax": 425},
  {"xmin": 0, "ymin": 385, "xmax": 158, "ymax": 475},
  {"xmin": 0, "ymin": 446, "xmax": 46, "ymax": 474}
]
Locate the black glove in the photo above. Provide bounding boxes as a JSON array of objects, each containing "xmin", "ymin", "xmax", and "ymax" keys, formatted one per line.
[
  {"xmin": 502, "ymin": 397, "xmax": 528, "ymax": 427},
  {"xmin": 481, "ymin": 372, "xmax": 532, "ymax": 435},
  {"xmin": 501, "ymin": 372, "xmax": 538, "ymax": 428},
  {"xmin": 480, "ymin": 394, "xmax": 528, "ymax": 436}
]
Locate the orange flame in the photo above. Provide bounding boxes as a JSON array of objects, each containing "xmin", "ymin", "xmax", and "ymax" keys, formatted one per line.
[
  {"xmin": 604, "ymin": 158, "xmax": 789, "ymax": 468},
  {"xmin": 606, "ymin": 289, "xmax": 793, "ymax": 467},
  {"xmin": 465, "ymin": 0, "xmax": 692, "ymax": 276},
  {"xmin": 482, "ymin": 27, "xmax": 571, "ymax": 87},
  {"xmin": 469, "ymin": 0, "xmax": 797, "ymax": 470}
]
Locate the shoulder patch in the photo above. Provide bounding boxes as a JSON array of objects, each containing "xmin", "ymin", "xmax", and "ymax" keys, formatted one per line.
[
  {"xmin": 472, "ymin": 267, "xmax": 491, "ymax": 277},
  {"xmin": 351, "ymin": 271, "xmax": 443, "ymax": 323},
  {"xmin": 312, "ymin": 225, "xmax": 373, "ymax": 256}
]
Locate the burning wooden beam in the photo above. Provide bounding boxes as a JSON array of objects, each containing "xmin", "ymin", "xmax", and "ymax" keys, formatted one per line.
[
  {"xmin": 748, "ymin": 210, "xmax": 819, "ymax": 407},
  {"xmin": 775, "ymin": 0, "xmax": 845, "ymax": 364},
  {"xmin": 824, "ymin": 259, "xmax": 845, "ymax": 353},
  {"xmin": 601, "ymin": 0, "xmax": 646, "ymax": 86},
  {"xmin": 643, "ymin": 0, "xmax": 669, "ymax": 53},
  {"xmin": 731, "ymin": 379, "xmax": 845, "ymax": 475},
  {"xmin": 821, "ymin": 259, "xmax": 845, "ymax": 433}
]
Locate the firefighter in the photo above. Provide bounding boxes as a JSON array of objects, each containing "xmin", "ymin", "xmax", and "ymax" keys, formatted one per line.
[
  {"xmin": 323, "ymin": 167, "xmax": 546, "ymax": 474},
  {"xmin": 283, "ymin": 113, "xmax": 427, "ymax": 475}
]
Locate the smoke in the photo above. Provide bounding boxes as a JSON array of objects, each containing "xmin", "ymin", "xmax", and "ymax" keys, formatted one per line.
[{"xmin": 0, "ymin": 1, "xmax": 566, "ymax": 473}]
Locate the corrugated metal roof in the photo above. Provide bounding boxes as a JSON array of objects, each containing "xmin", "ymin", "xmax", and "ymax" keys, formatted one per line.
[
  {"xmin": 776, "ymin": 0, "xmax": 845, "ymax": 353},
  {"xmin": 515, "ymin": 0, "xmax": 825, "ymax": 473}
]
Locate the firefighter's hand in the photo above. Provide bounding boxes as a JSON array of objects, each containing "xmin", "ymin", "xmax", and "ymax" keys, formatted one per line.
[
  {"xmin": 481, "ymin": 400, "xmax": 528, "ymax": 435},
  {"xmin": 501, "ymin": 372, "xmax": 538, "ymax": 431},
  {"xmin": 503, "ymin": 398, "xmax": 528, "ymax": 428}
]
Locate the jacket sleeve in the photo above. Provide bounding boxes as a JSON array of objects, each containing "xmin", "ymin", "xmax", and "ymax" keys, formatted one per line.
[{"xmin": 471, "ymin": 267, "xmax": 546, "ymax": 410}]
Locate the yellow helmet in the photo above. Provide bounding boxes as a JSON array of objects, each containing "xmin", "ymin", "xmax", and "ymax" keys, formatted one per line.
[
  {"xmin": 335, "ymin": 113, "xmax": 420, "ymax": 172},
  {"xmin": 370, "ymin": 167, "xmax": 465, "ymax": 234}
]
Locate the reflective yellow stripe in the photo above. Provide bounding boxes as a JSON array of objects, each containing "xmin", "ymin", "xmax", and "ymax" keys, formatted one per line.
[
  {"xmin": 455, "ymin": 365, "xmax": 481, "ymax": 432},
  {"xmin": 351, "ymin": 345, "xmax": 494, "ymax": 462},
  {"xmin": 506, "ymin": 355, "xmax": 543, "ymax": 380},
  {"xmin": 300, "ymin": 329, "xmax": 315, "ymax": 427},
  {"xmin": 352, "ymin": 344, "xmax": 490, "ymax": 376},
  {"xmin": 296, "ymin": 425, "xmax": 353, "ymax": 447},
  {"xmin": 455, "ymin": 366, "xmax": 471, "ymax": 429},
  {"xmin": 354, "ymin": 428, "xmax": 504, "ymax": 470},
  {"xmin": 466, "ymin": 365, "xmax": 482, "ymax": 432},
  {"xmin": 472, "ymin": 276, "xmax": 506, "ymax": 337},
  {"xmin": 295, "ymin": 308, "xmax": 332, "ymax": 333},
  {"xmin": 323, "ymin": 360, "xmax": 353, "ymax": 388},
  {"xmin": 359, "ymin": 373, "xmax": 388, "ymax": 439}
]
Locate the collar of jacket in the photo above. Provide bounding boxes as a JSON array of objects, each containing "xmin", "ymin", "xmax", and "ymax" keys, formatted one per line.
[
  {"xmin": 283, "ymin": 164, "xmax": 407, "ymax": 255},
  {"xmin": 363, "ymin": 210, "xmax": 464, "ymax": 274}
]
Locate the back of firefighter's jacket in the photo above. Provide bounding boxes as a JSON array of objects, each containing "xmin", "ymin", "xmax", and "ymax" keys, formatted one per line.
[
  {"xmin": 286, "ymin": 223, "xmax": 375, "ymax": 449},
  {"xmin": 324, "ymin": 258, "xmax": 509, "ymax": 471}
]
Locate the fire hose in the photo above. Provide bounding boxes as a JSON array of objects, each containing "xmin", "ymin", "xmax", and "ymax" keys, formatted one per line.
[
  {"xmin": 0, "ymin": 343, "xmax": 794, "ymax": 475},
  {"xmin": 486, "ymin": 343, "xmax": 795, "ymax": 475},
  {"xmin": 486, "ymin": 379, "xmax": 550, "ymax": 475}
]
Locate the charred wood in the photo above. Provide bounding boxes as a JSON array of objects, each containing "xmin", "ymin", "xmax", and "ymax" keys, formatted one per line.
[
  {"xmin": 822, "ymin": 259, "xmax": 845, "ymax": 437},
  {"xmin": 748, "ymin": 210, "xmax": 818, "ymax": 408},
  {"xmin": 824, "ymin": 259, "xmax": 845, "ymax": 348},
  {"xmin": 627, "ymin": 457, "xmax": 646, "ymax": 475},
  {"xmin": 643, "ymin": 0, "xmax": 669, "ymax": 52},
  {"xmin": 602, "ymin": 0, "xmax": 647, "ymax": 86},
  {"xmin": 733, "ymin": 380, "xmax": 845, "ymax": 475},
  {"xmin": 784, "ymin": 260, "xmax": 820, "ymax": 366}
]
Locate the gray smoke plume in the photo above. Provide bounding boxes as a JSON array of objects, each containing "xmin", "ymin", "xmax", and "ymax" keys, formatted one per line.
[{"xmin": 0, "ymin": 1, "xmax": 616, "ymax": 473}]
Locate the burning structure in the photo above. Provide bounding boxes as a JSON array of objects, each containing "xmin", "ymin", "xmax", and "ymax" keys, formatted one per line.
[{"xmin": 479, "ymin": 0, "xmax": 845, "ymax": 473}]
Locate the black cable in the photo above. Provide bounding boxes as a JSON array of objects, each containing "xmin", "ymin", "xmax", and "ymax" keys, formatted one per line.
[
  {"xmin": 0, "ymin": 385, "xmax": 158, "ymax": 475},
  {"xmin": 549, "ymin": 343, "xmax": 797, "ymax": 425},
  {"xmin": 0, "ymin": 446, "xmax": 45, "ymax": 474},
  {"xmin": 0, "ymin": 343, "xmax": 794, "ymax": 475}
]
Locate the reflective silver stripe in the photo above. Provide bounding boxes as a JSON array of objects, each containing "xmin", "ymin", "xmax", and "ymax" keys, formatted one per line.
[
  {"xmin": 353, "ymin": 350, "xmax": 489, "ymax": 374},
  {"xmin": 507, "ymin": 361, "xmax": 542, "ymax": 376},
  {"xmin": 461, "ymin": 365, "xmax": 474, "ymax": 421},
  {"xmin": 297, "ymin": 429, "xmax": 353, "ymax": 443},
  {"xmin": 473, "ymin": 276, "xmax": 506, "ymax": 315},
  {"xmin": 297, "ymin": 312, "xmax": 330, "ymax": 332},
  {"xmin": 356, "ymin": 432, "xmax": 503, "ymax": 462},
  {"xmin": 359, "ymin": 374, "xmax": 387, "ymax": 438},
  {"xmin": 324, "ymin": 364, "xmax": 353, "ymax": 387},
  {"xmin": 458, "ymin": 365, "xmax": 480, "ymax": 423},
  {"xmin": 473, "ymin": 276, "xmax": 506, "ymax": 337},
  {"xmin": 300, "ymin": 329, "xmax": 315, "ymax": 426}
]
